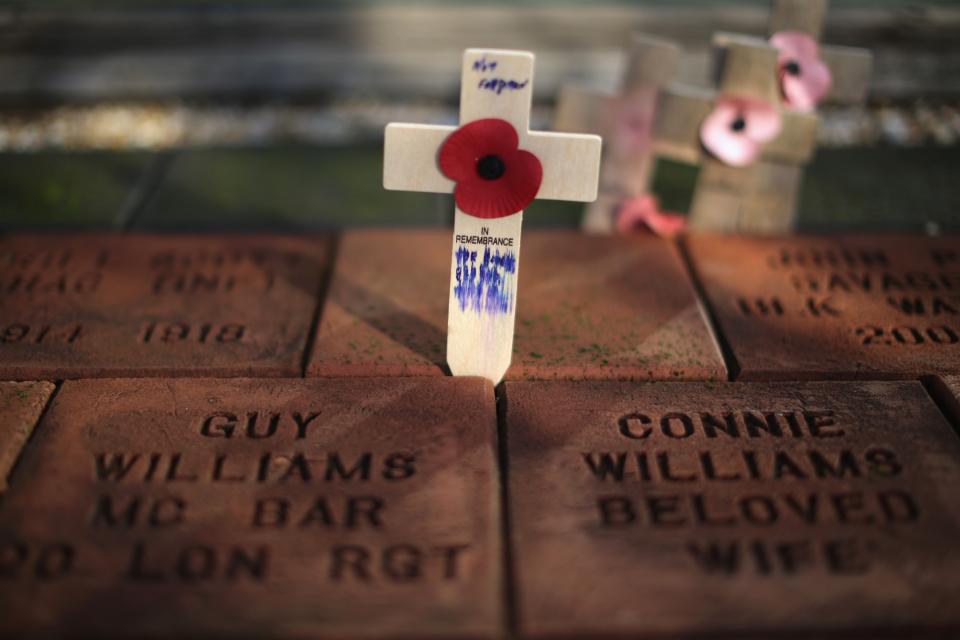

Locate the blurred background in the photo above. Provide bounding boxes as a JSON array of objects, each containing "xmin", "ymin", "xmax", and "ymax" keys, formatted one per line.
[{"xmin": 0, "ymin": 0, "xmax": 958, "ymax": 232}]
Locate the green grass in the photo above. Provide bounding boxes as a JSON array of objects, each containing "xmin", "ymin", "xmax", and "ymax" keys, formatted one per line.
[
  {"xmin": 3, "ymin": 144, "xmax": 957, "ymax": 232},
  {"xmin": 135, "ymin": 145, "xmax": 445, "ymax": 230},
  {"xmin": 650, "ymin": 146, "xmax": 960, "ymax": 232},
  {"xmin": 0, "ymin": 151, "xmax": 151, "ymax": 230},
  {"xmin": 798, "ymin": 146, "xmax": 960, "ymax": 232}
]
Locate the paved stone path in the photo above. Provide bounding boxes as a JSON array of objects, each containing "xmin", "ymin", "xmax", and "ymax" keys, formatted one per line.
[{"xmin": 1, "ymin": 226, "xmax": 958, "ymax": 638}]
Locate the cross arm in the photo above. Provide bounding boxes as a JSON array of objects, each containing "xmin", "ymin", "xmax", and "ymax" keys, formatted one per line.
[
  {"xmin": 651, "ymin": 85, "xmax": 715, "ymax": 164},
  {"xmin": 385, "ymin": 123, "xmax": 600, "ymax": 202},
  {"xmin": 652, "ymin": 85, "xmax": 818, "ymax": 166},
  {"xmin": 822, "ymin": 45, "xmax": 872, "ymax": 104},
  {"xmin": 383, "ymin": 123, "xmax": 456, "ymax": 193},
  {"xmin": 525, "ymin": 131, "xmax": 602, "ymax": 202}
]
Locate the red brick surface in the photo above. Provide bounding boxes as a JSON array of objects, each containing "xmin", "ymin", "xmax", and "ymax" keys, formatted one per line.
[
  {"xmin": 686, "ymin": 233, "xmax": 960, "ymax": 379},
  {"xmin": 308, "ymin": 229, "xmax": 725, "ymax": 380},
  {"xmin": 0, "ymin": 234, "xmax": 331, "ymax": 378},
  {"xmin": 308, "ymin": 230, "xmax": 449, "ymax": 377},
  {"xmin": 0, "ymin": 381, "xmax": 55, "ymax": 492},
  {"xmin": 0, "ymin": 376, "xmax": 500, "ymax": 639},
  {"xmin": 5, "ymin": 228, "xmax": 960, "ymax": 639},
  {"xmin": 505, "ymin": 379, "xmax": 960, "ymax": 638}
]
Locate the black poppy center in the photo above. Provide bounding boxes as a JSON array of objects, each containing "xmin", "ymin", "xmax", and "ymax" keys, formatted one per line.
[
  {"xmin": 730, "ymin": 116, "xmax": 747, "ymax": 132},
  {"xmin": 476, "ymin": 154, "xmax": 506, "ymax": 180},
  {"xmin": 784, "ymin": 60, "xmax": 802, "ymax": 76}
]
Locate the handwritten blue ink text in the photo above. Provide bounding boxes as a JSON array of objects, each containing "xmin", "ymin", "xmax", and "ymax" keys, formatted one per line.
[
  {"xmin": 477, "ymin": 77, "xmax": 529, "ymax": 95},
  {"xmin": 454, "ymin": 245, "xmax": 517, "ymax": 315},
  {"xmin": 472, "ymin": 57, "xmax": 498, "ymax": 72}
]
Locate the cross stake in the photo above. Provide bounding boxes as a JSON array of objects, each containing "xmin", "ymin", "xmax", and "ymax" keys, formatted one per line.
[{"xmin": 383, "ymin": 49, "xmax": 602, "ymax": 384}]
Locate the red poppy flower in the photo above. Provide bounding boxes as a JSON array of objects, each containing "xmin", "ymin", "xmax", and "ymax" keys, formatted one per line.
[
  {"xmin": 438, "ymin": 118, "xmax": 543, "ymax": 218},
  {"xmin": 616, "ymin": 194, "xmax": 687, "ymax": 238},
  {"xmin": 770, "ymin": 31, "xmax": 833, "ymax": 111},
  {"xmin": 699, "ymin": 96, "xmax": 782, "ymax": 167}
]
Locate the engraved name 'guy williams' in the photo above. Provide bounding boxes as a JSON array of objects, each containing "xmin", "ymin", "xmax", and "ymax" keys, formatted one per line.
[{"xmin": 0, "ymin": 378, "xmax": 501, "ymax": 638}]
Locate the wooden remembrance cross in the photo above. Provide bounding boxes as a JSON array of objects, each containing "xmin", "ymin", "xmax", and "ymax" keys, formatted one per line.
[
  {"xmin": 719, "ymin": 0, "xmax": 872, "ymax": 230},
  {"xmin": 653, "ymin": 0, "xmax": 872, "ymax": 233},
  {"xmin": 653, "ymin": 35, "xmax": 819, "ymax": 233},
  {"xmin": 554, "ymin": 35, "xmax": 680, "ymax": 233},
  {"xmin": 383, "ymin": 49, "xmax": 602, "ymax": 384}
]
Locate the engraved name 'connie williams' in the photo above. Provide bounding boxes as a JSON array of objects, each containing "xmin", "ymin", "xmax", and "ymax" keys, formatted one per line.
[{"xmin": 576, "ymin": 408, "xmax": 926, "ymax": 576}]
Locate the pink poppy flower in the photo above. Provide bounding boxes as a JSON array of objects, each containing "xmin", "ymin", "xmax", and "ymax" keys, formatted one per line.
[
  {"xmin": 616, "ymin": 194, "xmax": 687, "ymax": 238},
  {"xmin": 770, "ymin": 30, "xmax": 833, "ymax": 111},
  {"xmin": 699, "ymin": 97, "xmax": 782, "ymax": 167}
]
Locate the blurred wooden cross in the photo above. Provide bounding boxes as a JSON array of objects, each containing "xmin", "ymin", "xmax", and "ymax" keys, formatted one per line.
[
  {"xmin": 653, "ymin": 0, "xmax": 872, "ymax": 233},
  {"xmin": 383, "ymin": 49, "xmax": 601, "ymax": 384},
  {"xmin": 554, "ymin": 35, "xmax": 681, "ymax": 234},
  {"xmin": 653, "ymin": 36, "xmax": 819, "ymax": 233}
]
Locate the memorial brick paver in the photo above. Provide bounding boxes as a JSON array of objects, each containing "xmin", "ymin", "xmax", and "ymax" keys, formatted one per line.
[
  {"xmin": 0, "ymin": 376, "xmax": 500, "ymax": 639},
  {"xmin": 309, "ymin": 229, "xmax": 725, "ymax": 381},
  {"xmin": 0, "ymin": 234, "xmax": 331, "ymax": 378},
  {"xmin": 686, "ymin": 234, "xmax": 960, "ymax": 379},
  {"xmin": 0, "ymin": 381, "xmax": 55, "ymax": 493},
  {"xmin": 309, "ymin": 230, "xmax": 450, "ymax": 377},
  {"xmin": 506, "ymin": 379, "xmax": 960, "ymax": 638}
]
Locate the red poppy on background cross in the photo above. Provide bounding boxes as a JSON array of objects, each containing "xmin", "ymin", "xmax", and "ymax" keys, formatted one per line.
[{"xmin": 383, "ymin": 49, "xmax": 602, "ymax": 384}]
